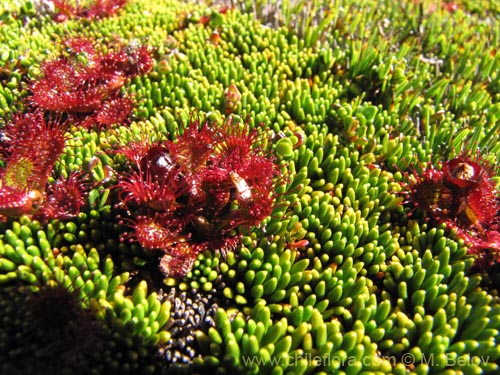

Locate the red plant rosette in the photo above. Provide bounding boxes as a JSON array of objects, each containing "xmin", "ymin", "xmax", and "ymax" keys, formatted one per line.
[
  {"xmin": 114, "ymin": 113, "xmax": 282, "ymax": 277},
  {"xmin": 402, "ymin": 154, "xmax": 500, "ymax": 269}
]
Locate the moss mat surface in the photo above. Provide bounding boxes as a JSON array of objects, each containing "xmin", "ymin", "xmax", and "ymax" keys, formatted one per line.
[{"xmin": 0, "ymin": 1, "xmax": 500, "ymax": 374}]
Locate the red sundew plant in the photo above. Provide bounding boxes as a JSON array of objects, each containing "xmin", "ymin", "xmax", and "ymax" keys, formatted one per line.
[
  {"xmin": 0, "ymin": 111, "xmax": 88, "ymax": 221},
  {"xmin": 402, "ymin": 154, "xmax": 500, "ymax": 268},
  {"xmin": 29, "ymin": 37, "xmax": 153, "ymax": 129},
  {"xmin": 469, "ymin": 230, "xmax": 500, "ymax": 269},
  {"xmin": 51, "ymin": 0, "xmax": 128, "ymax": 22},
  {"xmin": 402, "ymin": 163, "xmax": 452, "ymax": 222},
  {"xmin": 34, "ymin": 172, "xmax": 89, "ymax": 221},
  {"xmin": 0, "ymin": 112, "xmax": 66, "ymax": 190},
  {"xmin": 114, "ymin": 112, "xmax": 282, "ymax": 277}
]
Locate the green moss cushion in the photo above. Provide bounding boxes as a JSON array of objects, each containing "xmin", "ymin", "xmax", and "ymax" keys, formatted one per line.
[{"xmin": 0, "ymin": 1, "xmax": 499, "ymax": 374}]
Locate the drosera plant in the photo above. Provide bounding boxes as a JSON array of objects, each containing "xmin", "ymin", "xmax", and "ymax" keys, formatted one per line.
[
  {"xmin": 401, "ymin": 152, "xmax": 500, "ymax": 269},
  {"xmin": 39, "ymin": 0, "xmax": 129, "ymax": 22},
  {"xmin": 28, "ymin": 36, "xmax": 153, "ymax": 130},
  {"xmin": 113, "ymin": 111, "xmax": 283, "ymax": 278},
  {"xmin": 0, "ymin": 110, "xmax": 88, "ymax": 222}
]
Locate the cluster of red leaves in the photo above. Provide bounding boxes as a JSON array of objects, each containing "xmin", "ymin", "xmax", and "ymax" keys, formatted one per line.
[
  {"xmin": 402, "ymin": 155, "xmax": 500, "ymax": 268},
  {"xmin": 114, "ymin": 113, "xmax": 281, "ymax": 278},
  {"xmin": 0, "ymin": 112, "xmax": 88, "ymax": 221},
  {"xmin": 51, "ymin": 0, "xmax": 128, "ymax": 22},
  {"xmin": 29, "ymin": 37, "xmax": 153, "ymax": 129},
  {"xmin": 0, "ymin": 36, "xmax": 153, "ymax": 222},
  {"xmin": 414, "ymin": 0, "xmax": 458, "ymax": 14}
]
